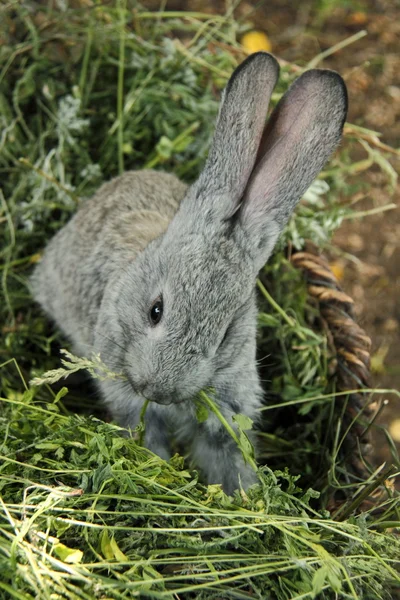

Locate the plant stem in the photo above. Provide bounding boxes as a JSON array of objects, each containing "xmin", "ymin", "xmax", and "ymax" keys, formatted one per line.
[
  {"xmin": 117, "ymin": 0, "xmax": 126, "ymax": 174},
  {"xmin": 136, "ymin": 11, "xmax": 227, "ymax": 21},
  {"xmin": 342, "ymin": 204, "xmax": 396, "ymax": 220},
  {"xmin": 145, "ymin": 122, "xmax": 200, "ymax": 169},
  {"xmin": 18, "ymin": 159, "xmax": 78, "ymax": 202},
  {"xmin": 256, "ymin": 279, "xmax": 295, "ymax": 327},
  {"xmin": 198, "ymin": 391, "xmax": 258, "ymax": 472},
  {"xmin": 333, "ymin": 465, "xmax": 397, "ymax": 521},
  {"xmin": 138, "ymin": 399, "xmax": 150, "ymax": 446},
  {"xmin": 306, "ymin": 30, "xmax": 367, "ymax": 69},
  {"xmin": 79, "ymin": 24, "xmax": 93, "ymax": 108}
]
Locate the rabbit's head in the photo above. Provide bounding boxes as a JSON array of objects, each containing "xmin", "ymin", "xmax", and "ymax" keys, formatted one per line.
[{"xmin": 97, "ymin": 52, "xmax": 347, "ymax": 406}]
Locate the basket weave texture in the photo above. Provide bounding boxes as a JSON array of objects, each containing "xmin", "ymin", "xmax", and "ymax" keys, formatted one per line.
[{"xmin": 292, "ymin": 246, "xmax": 373, "ymax": 470}]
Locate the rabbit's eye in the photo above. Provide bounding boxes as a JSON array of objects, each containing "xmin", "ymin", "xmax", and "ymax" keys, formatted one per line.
[{"xmin": 149, "ymin": 296, "xmax": 163, "ymax": 326}]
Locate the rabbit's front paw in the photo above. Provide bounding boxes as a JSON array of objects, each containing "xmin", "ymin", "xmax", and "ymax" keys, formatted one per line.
[{"xmin": 190, "ymin": 432, "xmax": 258, "ymax": 495}]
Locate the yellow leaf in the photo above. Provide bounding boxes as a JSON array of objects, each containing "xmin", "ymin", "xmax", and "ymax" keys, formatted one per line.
[
  {"xmin": 389, "ymin": 418, "xmax": 400, "ymax": 442},
  {"xmin": 329, "ymin": 262, "xmax": 344, "ymax": 281},
  {"xmin": 371, "ymin": 343, "xmax": 389, "ymax": 375},
  {"xmin": 29, "ymin": 252, "xmax": 42, "ymax": 264},
  {"xmin": 100, "ymin": 529, "xmax": 128, "ymax": 561},
  {"xmin": 100, "ymin": 529, "xmax": 114, "ymax": 560},
  {"xmin": 54, "ymin": 543, "xmax": 83, "ymax": 564},
  {"xmin": 241, "ymin": 31, "xmax": 272, "ymax": 54},
  {"xmin": 347, "ymin": 11, "xmax": 367, "ymax": 25}
]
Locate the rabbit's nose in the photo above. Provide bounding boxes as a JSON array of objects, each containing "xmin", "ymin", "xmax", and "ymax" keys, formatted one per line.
[
  {"xmin": 141, "ymin": 384, "xmax": 151, "ymax": 397},
  {"xmin": 142, "ymin": 384, "xmax": 159, "ymax": 401}
]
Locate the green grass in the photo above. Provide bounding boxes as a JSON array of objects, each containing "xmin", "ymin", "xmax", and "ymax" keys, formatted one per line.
[{"xmin": 0, "ymin": 3, "xmax": 399, "ymax": 598}]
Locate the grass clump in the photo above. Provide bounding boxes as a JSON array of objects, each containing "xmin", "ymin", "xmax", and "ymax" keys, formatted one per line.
[
  {"xmin": 1, "ymin": 391, "xmax": 400, "ymax": 599},
  {"xmin": 0, "ymin": 3, "xmax": 399, "ymax": 599}
]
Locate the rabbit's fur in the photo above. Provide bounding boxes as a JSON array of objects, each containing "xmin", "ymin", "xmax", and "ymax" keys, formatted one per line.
[{"xmin": 31, "ymin": 53, "xmax": 347, "ymax": 494}]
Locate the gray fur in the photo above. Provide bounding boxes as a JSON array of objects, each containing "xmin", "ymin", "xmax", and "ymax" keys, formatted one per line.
[{"xmin": 31, "ymin": 53, "xmax": 347, "ymax": 495}]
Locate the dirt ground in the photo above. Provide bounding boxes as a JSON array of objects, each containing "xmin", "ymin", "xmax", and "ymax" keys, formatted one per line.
[{"xmin": 174, "ymin": 0, "xmax": 400, "ymax": 461}]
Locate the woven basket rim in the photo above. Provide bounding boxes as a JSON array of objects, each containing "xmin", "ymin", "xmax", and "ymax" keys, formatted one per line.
[{"xmin": 291, "ymin": 243, "xmax": 374, "ymax": 473}]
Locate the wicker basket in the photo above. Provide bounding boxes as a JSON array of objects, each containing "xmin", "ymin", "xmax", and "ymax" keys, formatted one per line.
[{"xmin": 291, "ymin": 244, "xmax": 374, "ymax": 476}]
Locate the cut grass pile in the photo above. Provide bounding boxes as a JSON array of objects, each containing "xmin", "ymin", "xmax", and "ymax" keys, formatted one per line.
[
  {"xmin": 0, "ymin": 3, "xmax": 399, "ymax": 599},
  {"xmin": 1, "ymin": 394, "xmax": 400, "ymax": 599}
]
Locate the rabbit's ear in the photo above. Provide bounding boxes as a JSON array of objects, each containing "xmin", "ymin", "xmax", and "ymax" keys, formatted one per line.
[
  {"xmin": 191, "ymin": 52, "xmax": 279, "ymax": 217},
  {"xmin": 239, "ymin": 69, "xmax": 348, "ymax": 270}
]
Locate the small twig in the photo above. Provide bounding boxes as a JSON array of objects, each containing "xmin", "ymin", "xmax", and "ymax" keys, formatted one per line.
[
  {"xmin": 79, "ymin": 24, "xmax": 93, "ymax": 107},
  {"xmin": 18, "ymin": 158, "xmax": 78, "ymax": 202},
  {"xmin": 344, "ymin": 124, "xmax": 400, "ymax": 156},
  {"xmin": 137, "ymin": 399, "xmax": 150, "ymax": 446},
  {"xmin": 117, "ymin": 0, "xmax": 126, "ymax": 174},
  {"xmin": 134, "ymin": 11, "xmax": 228, "ymax": 21},
  {"xmin": 306, "ymin": 30, "xmax": 367, "ymax": 69},
  {"xmin": 342, "ymin": 204, "xmax": 397, "ymax": 220},
  {"xmin": 258, "ymin": 388, "xmax": 400, "ymax": 412},
  {"xmin": 333, "ymin": 464, "xmax": 397, "ymax": 521},
  {"xmin": 256, "ymin": 279, "xmax": 295, "ymax": 328},
  {"xmin": 358, "ymin": 399, "xmax": 389, "ymax": 442},
  {"xmin": 174, "ymin": 39, "xmax": 230, "ymax": 78}
]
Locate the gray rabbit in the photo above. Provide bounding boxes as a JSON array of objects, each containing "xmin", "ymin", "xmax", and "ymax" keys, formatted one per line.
[{"xmin": 31, "ymin": 52, "xmax": 347, "ymax": 494}]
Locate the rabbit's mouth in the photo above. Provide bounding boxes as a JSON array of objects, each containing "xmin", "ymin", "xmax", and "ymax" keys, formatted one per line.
[
  {"xmin": 126, "ymin": 373, "xmax": 188, "ymax": 405},
  {"xmin": 147, "ymin": 391, "xmax": 189, "ymax": 405}
]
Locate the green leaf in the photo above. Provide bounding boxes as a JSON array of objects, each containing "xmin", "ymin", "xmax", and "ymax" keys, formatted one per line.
[
  {"xmin": 54, "ymin": 386, "xmax": 69, "ymax": 403},
  {"xmin": 232, "ymin": 414, "xmax": 256, "ymax": 466},
  {"xmin": 232, "ymin": 414, "xmax": 253, "ymax": 431},
  {"xmin": 100, "ymin": 529, "xmax": 114, "ymax": 560},
  {"xmin": 34, "ymin": 442, "xmax": 60, "ymax": 450},
  {"xmin": 312, "ymin": 565, "xmax": 328, "ymax": 596},
  {"xmin": 109, "ymin": 537, "xmax": 128, "ymax": 561},
  {"xmin": 195, "ymin": 401, "xmax": 209, "ymax": 423},
  {"xmin": 155, "ymin": 136, "xmax": 173, "ymax": 160},
  {"xmin": 258, "ymin": 313, "xmax": 280, "ymax": 327},
  {"xmin": 326, "ymin": 565, "xmax": 342, "ymax": 593}
]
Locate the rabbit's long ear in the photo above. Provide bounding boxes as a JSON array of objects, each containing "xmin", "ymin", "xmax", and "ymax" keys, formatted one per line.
[
  {"xmin": 190, "ymin": 52, "xmax": 279, "ymax": 218},
  {"xmin": 239, "ymin": 69, "xmax": 348, "ymax": 270}
]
